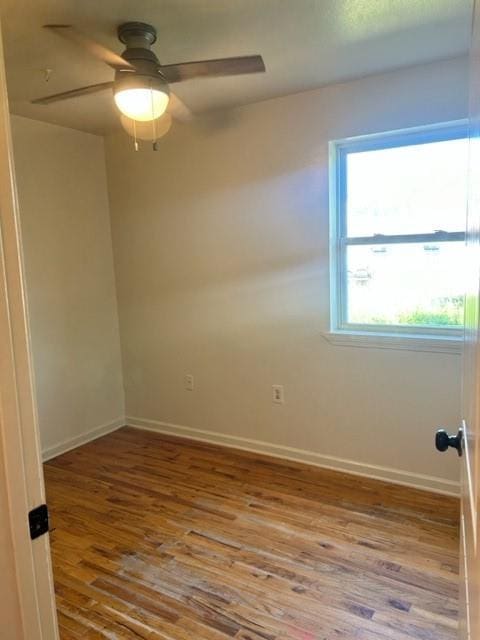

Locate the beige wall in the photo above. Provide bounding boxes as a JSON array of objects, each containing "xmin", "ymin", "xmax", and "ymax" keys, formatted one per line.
[
  {"xmin": 11, "ymin": 116, "xmax": 124, "ymax": 458},
  {"xmin": 105, "ymin": 57, "xmax": 467, "ymax": 493}
]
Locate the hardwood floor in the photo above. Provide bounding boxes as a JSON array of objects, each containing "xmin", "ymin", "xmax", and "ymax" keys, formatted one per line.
[{"xmin": 45, "ymin": 427, "xmax": 460, "ymax": 640}]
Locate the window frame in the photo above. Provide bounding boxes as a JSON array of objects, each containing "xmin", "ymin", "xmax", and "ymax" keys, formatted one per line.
[{"xmin": 329, "ymin": 120, "xmax": 468, "ymax": 343}]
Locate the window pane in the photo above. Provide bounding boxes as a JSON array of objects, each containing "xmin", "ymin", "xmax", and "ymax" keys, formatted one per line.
[
  {"xmin": 346, "ymin": 242, "xmax": 465, "ymax": 328},
  {"xmin": 346, "ymin": 138, "xmax": 468, "ymax": 237}
]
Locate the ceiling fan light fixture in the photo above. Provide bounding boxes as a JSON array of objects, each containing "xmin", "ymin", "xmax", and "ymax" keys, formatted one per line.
[
  {"xmin": 114, "ymin": 87, "xmax": 168, "ymax": 121},
  {"xmin": 113, "ymin": 74, "xmax": 169, "ymax": 122}
]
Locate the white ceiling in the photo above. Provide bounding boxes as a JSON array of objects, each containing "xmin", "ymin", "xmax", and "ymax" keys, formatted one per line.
[{"xmin": 1, "ymin": 0, "xmax": 473, "ymax": 134}]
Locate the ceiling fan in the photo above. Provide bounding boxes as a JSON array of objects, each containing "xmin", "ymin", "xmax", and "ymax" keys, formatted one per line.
[{"xmin": 31, "ymin": 22, "xmax": 266, "ymax": 144}]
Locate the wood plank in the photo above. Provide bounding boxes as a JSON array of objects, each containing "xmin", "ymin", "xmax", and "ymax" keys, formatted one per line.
[{"xmin": 45, "ymin": 427, "xmax": 459, "ymax": 639}]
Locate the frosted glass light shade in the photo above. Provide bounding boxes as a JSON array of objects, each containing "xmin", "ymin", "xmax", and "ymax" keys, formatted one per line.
[
  {"xmin": 114, "ymin": 87, "xmax": 169, "ymax": 122},
  {"xmin": 120, "ymin": 113, "xmax": 172, "ymax": 141}
]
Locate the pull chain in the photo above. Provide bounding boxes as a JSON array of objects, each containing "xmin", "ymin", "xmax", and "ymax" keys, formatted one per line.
[
  {"xmin": 133, "ymin": 118, "xmax": 139, "ymax": 151},
  {"xmin": 150, "ymin": 84, "xmax": 158, "ymax": 151}
]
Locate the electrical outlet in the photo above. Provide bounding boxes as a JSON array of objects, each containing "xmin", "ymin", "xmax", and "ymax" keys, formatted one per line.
[
  {"xmin": 272, "ymin": 384, "xmax": 284, "ymax": 404},
  {"xmin": 185, "ymin": 374, "xmax": 194, "ymax": 391}
]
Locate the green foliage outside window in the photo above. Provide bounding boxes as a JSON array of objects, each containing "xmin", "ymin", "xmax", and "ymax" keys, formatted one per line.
[{"xmin": 398, "ymin": 295, "xmax": 464, "ymax": 327}]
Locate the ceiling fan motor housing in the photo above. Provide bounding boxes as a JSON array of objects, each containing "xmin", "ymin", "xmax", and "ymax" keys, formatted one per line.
[
  {"xmin": 118, "ymin": 22, "xmax": 157, "ymax": 48},
  {"xmin": 115, "ymin": 22, "xmax": 169, "ymax": 98}
]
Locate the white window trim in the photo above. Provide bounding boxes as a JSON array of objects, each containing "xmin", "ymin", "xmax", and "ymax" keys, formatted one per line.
[
  {"xmin": 328, "ymin": 120, "xmax": 468, "ymax": 353},
  {"xmin": 322, "ymin": 330, "xmax": 462, "ymax": 354}
]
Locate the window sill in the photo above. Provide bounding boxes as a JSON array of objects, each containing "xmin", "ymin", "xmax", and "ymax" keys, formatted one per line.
[{"xmin": 322, "ymin": 330, "xmax": 462, "ymax": 354}]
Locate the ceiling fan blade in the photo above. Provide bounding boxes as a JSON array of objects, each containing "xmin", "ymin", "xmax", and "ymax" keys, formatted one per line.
[
  {"xmin": 160, "ymin": 54, "xmax": 265, "ymax": 83},
  {"xmin": 31, "ymin": 81, "xmax": 114, "ymax": 105},
  {"xmin": 167, "ymin": 93, "xmax": 193, "ymax": 122},
  {"xmin": 43, "ymin": 24, "xmax": 135, "ymax": 71}
]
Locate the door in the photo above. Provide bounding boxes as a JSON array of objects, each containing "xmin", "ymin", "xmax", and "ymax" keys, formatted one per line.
[
  {"xmin": 460, "ymin": 1, "xmax": 480, "ymax": 637},
  {"xmin": 0, "ymin": 14, "xmax": 58, "ymax": 640}
]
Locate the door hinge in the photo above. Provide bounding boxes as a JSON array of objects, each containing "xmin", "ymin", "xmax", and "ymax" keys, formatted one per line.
[{"xmin": 28, "ymin": 504, "xmax": 49, "ymax": 540}]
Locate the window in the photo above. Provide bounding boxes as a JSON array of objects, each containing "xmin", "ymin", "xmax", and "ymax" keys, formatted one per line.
[{"xmin": 329, "ymin": 122, "xmax": 468, "ymax": 346}]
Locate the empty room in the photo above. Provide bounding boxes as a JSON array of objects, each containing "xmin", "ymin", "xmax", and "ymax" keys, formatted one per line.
[{"xmin": 0, "ymin": 1, "xmax": 479, "ymax": 639}]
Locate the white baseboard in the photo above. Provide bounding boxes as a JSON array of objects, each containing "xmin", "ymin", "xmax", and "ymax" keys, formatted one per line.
[
  {"xmin": 42, "ymin": 417, "xmax": 125, "ymax": 462},
  {"xmin": 126, "ymin": 416, "xmax": 460, "ymax": 497}
]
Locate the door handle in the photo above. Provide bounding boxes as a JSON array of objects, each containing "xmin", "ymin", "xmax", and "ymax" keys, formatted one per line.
[{"xmin": 435, "ymin": 427, "xmax": 463, "ymax": 457}]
